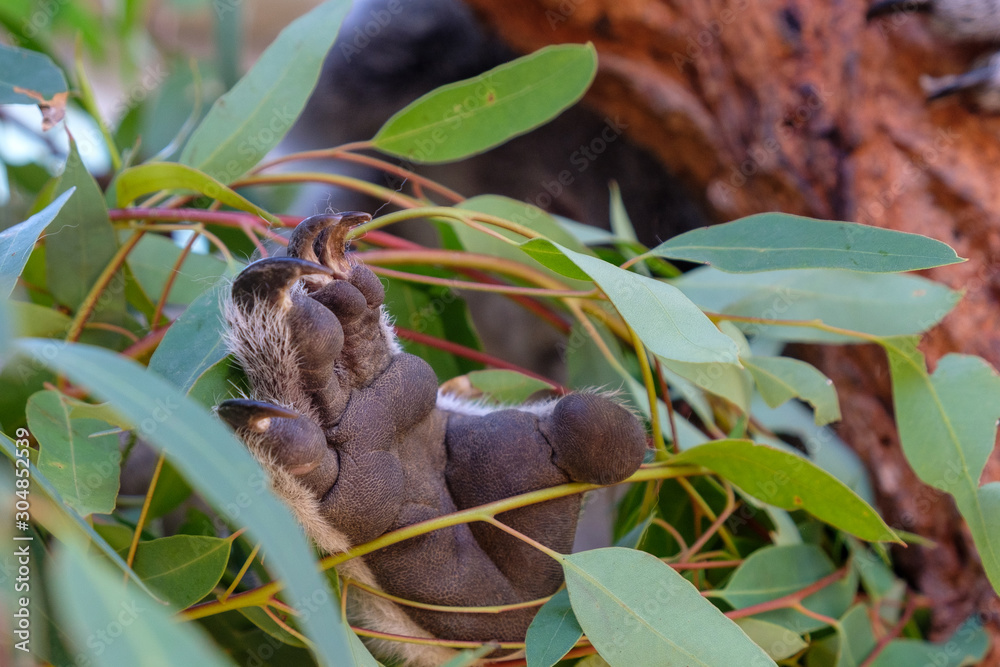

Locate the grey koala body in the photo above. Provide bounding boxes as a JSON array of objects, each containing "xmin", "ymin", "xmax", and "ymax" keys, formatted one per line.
[
  {"xmin": 218, "ymin": 213, "xmax": 647, "ymax": 665},
  {"xmin": 868, "ymin": 0, "xmax": 1000, "ymax": 110}
]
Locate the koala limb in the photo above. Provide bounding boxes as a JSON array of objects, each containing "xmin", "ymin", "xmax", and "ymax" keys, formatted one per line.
[{"xmin": 219, "ymin": 213, "xmax": 647, "ymax": 665}]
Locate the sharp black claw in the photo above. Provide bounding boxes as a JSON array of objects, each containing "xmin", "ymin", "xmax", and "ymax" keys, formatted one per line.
[
  {"xmin": 231, "ymin": 257, "xmax": 333, "ymax": 309},
  {"xmin": 218, "ymin": 399, "xmax": 299, "ymax": 433},
  {"xmin": 287, "ymin": 212, "xmax": 372, "ymax": 278}
]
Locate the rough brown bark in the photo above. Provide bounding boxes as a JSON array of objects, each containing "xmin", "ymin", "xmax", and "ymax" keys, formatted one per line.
[{"xmin": 463, "ymin": 0, "xmax": 1000, "ymax": 654}]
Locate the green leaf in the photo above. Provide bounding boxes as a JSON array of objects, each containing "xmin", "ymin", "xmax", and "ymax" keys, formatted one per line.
[
  {"xmin": 743, "ymin": 356, "xmax": 841, "ymax": 425},
  {"xmin": 373, "ymin": 44, "xmax": 597, "ymax": 163},
  {"xmin": 672, "ymin": 440, "xmax": 898, "ymax": 542},
  {"xmin": 525, "ymin": 240, "xmax": 740, "ymax": 365},
  {"xmin": 26, "ymin": 390, "xmax": 121, "ymax": 516},
  {"xmin": 649, "ymin": 213, "xmax": 964, "ymax": 273},
  {"xmin": 0, "ymin": 432, "xmax": 155, "ymax": 598},
  {"xmin": 0, "ymin": 43, "xmax": 68, "ymax": 125},
  {"xmin": 608, "ymin": 182, "xmax": 640, "ymax": 245},
  {"xmin": 733, "ymin": 618, "xmax": 806, "ymax": 661},
  {"xmin": 806, "ymin": 604, "xmax": 876, "ymax": 667},
  {"xmin": 8, "ymin": 301, "xmax": 71, "ymax": 337},
  {"xmin": 882, "ymin": 339, "xmax": 1000, "ymax": 592},
  {"xmin": 525, "ymin": 588, "xmax": 582, "ymax": 667},
  {"xmin": 143, "ymin": 459, "xmax": 193, "ymax": 520},
  {"xmin": 713, "ymin": 544, "xmax": 856, "ymax": 633},
  {"xmin": 674, "ymin": 267, "xmax": 960, "ymax": 343},
  {"xmin": 459, "ymin": 195, "xmax": 587, "ymax": 250},
  {"xmin": 115, "ymin": 162, "xmax": 279, "ymax": 224},
  {"xmin": 14, "ymin": 339, "xmax": 358, "ymax": 666},
  {"xmin": 0, "ymin": 188, "xmax": 74, "ymax": 298},
  {"xmin": 48, "ymin": 141, "xmax": 125, "ymax": 324},
  {"xmin": 660, "ymin": 324, "xmax": 753, "ymax": 411},
  {"xmin": 125, "ymin": 233, "xmax": 231, "ymax": 306},
  {"xmin": 238, "ymin": 606, "xmax": 307, "ymax": 647},
  {"xmin": 467, "ymin": 369, "xmax": 554, "ymax": 404},
  {"xmin": 180, "ymin": 0, "xmax": 351, "ymax": 182},
  {"xmin": 148, "ymin": 280, "xmax": 230, "ymax": 392},
  {"xmin": 869, "ymin": 615, "xmax": 988, "ymax": 667},
  {"xmin": 130, "ymin": 535, "xmax": 231, "ymax": 608},
  {"xmin": 52, "ymin": 541, "xmax": 235, "ymax": 667},
  {"xmin": 561, "ymin": 547, "xmax": 776, "ymax": 666}
]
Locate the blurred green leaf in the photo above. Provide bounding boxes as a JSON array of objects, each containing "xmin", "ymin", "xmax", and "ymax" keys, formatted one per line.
[
  {"xmin": 0, "ymin": 43, "xmax": 67, "ymax": 125},
  {"xmin": 733, "ymin": 618, "xmax": 806, "ymax": 661},
  {"xmin": 869, "ymin": 615, "xmax": 988, "ymax": 667},
  {"xmin": 52, "ymin": 541, "xmax": 234, "ymax": 667},
  {"xmin": 883, "ymin": 339, "xmax": 1000, "ymax": 593},
  {"xmin": 8, "ymin": 301, "xmax": 71, "ymax": 337},
  {"xmin": 115, "ymin": 163, "xmax": 278, "ymax": 224},
  {"xmin": 743, "ymin": 356, "xmax": 841, "ymax": 425},
  {"xmin": 180, "ymin": 0, "xmax": 351, "ymax": 182},
  {"xmin": 674, "ymin": 267, "xmax": 960, "ymax": 343},
  {"xmin": 459, "ymin": 195, "xmax": 586, "ymax": 250},
  {"xmin": 0, "ymin": 188, "xmax": 74, "ymax": 298},
  {"xmin": 562, "ymin": 547, "xmax": 776, "ymax": 666},
  {"xmin": 467, "ymin": 369, "xmax": 554, "ymax": 404},
  {"xmin": 525, "ymin": 588, "xmax": 582, "ymax": 667},
  {"xmin": 26, "ymin": 390, "xmax": 121, "ymax": 516},
  {"xmin": 130, "ymin": 535, "xmax": 231, "ymax": 608},
  {"xmin": 14, "ymin": 339, "xmax": 358, "ymax": 666},
  {"xmin": 440, "ymin": 645, "xmax": 494, "ymax": 666},
  {"xmin": 649, "ymin": 213, "xmax": 964, "ymax": 273},
  {"xmin": 373, "ymin": 44, "xmax": 597, "ymax": 163},
  {"xmin": 0, "ymin": 432, "xmax": 154, "ymax": 597},
  {"xmin": 125, "ymin": 234, "xmax": 229, "ymax": 306},
  {"xmin": 673, "ymin": 440, "xmax": 898, "ymax": 542}
]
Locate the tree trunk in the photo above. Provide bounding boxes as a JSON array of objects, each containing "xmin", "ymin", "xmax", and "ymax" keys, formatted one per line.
[{"xmin": 463, "ymin": 0, "xmax": 1000, "ymax": 652}]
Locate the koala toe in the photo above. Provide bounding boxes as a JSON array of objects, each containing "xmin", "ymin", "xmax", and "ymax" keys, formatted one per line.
[
  {"xmin": 541, "ymin": 393, "xmax": 647, "ymax": 485},
  {"xmin": 217, "ymin": 399, "xmax": 340, "ymax": 496},
  {"xmin": 287, "ymin": 211, "xmax": 371, "ymax": 280}
]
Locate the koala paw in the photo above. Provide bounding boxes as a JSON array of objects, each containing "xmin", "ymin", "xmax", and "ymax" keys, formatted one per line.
[{"xmin": 218, "ymin": 213, "xmax": 647, "ymax": 665}]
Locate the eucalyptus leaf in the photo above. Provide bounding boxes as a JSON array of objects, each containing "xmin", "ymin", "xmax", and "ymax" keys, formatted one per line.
[
  {"xmin": 525, "ymin": 588, "xmax": 582, "ymax": 667},
  {"xmin": 733, "ymin": 618, "xmax": 806, "ymax": 661},
  {"xmin": 713, "ymin": 544, "xmax": 857, "ymax": 633},
  {"xmin": 0, "ymin": 433, "xmax": 154, "ymax": 598},
  {"xmin": 0, "ymin": 43, "xmax": 68, "ymax": 125},
  {"xmin": 26, "ymin": 390, "xmax": 121, "ymax": 516},
  {"xmin": 743, "ymin": 355, "xmax": 841, "ymax": 425},
  {"xmin": 130, "ymin": 535, "xmax": 231, "ymax": 608},
  {"xmin": 14, "ymin": 339, "xmax": 358, "ymax": 666},
  {"xmin": 561, "ymin": 547, "xmax": 776, "ymax": 666},
  {"xmin": 115, "ymin": 162, "xmax": 279, "ymax": 224},
  {"xmin": 9, "ymin": 301, "xmax": 71, "ymax": 337},
  {"xmin": 467, "ymin": 369, "xmax": 554, "ymax": 405},
  {"xmin": 52, "ymin": 541, "xmax": 235, "ymax": 667},
  {"xmin": 180, "ymin": 0, "xmax": 351, "ymax": 182},
  {"xmin": 148, "ymin": 280, "xmax": 230, "ymax": 392},
  {"xmin": 869, "ymin": 615, "xmax": 988, "ymax": 667},
  {"xmin": 0, "ymin": 188, "xmax": 74, "ymax": 298},
  {"xmin": 125, "ymin": 233, "xmax": 230, "ymax": 306},
  {"xmin": 48, "ymin": 141, "xmax": 125, "ymax": 324},
  {"xmin": 883, "ymin": 338, "xmax": 1000, "ymax": 592},
  {"xmin": 239, "ymin": 607, "xmax": 307, "ymax": 647},
  {"xmin": 649, "ymin": 213, "xmax": 963, "ymax": 273},
  {"xmin": 523, "ymin": 240, "xmax": 740, "ymax": 365},
  {"xmin": 373, "ymin": 44, "xmax": 597, "ymax": 163},
  {"xmin": 805, "ymin": 604, "xmax": 876, "ymax": 667},
  {"xmin": 672, "ymin": 440, "xmax": 898, "ymax": 542},
  {"xmin": 673, "ymin": 267, "xmax": 960, "ymax": 343}
]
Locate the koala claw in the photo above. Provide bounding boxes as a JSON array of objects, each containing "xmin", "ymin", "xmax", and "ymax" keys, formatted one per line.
[{"xmin": 230, "ymin": 256, "xmax": 333, "ymax": 309}]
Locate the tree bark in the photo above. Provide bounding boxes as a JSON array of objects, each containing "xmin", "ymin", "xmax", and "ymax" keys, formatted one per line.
[{"xmin": 463, "ymin": 0, "xmax": 1000, "ymax": 652}]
